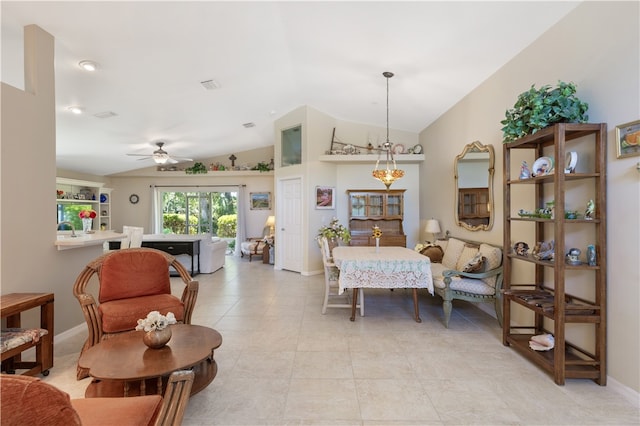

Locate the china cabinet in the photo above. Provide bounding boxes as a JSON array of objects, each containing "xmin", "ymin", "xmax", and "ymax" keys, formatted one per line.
[
  {"xmin": 346, "ymin": 189, "xmax": 406, "ymax": 247},
  {"xmin": 502, "ymin": 123, "xmax": 606, "ymax": 385}
]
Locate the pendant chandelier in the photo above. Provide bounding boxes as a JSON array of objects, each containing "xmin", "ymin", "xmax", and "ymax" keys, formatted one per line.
[{"xmin": 372, "ymin": 71, "xmax": 404, "ymax": 190}]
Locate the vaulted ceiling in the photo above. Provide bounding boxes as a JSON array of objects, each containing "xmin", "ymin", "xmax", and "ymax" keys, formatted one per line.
[{"xmin": 1, "ymin": 1, "xmax": 579, "ymax": 176}]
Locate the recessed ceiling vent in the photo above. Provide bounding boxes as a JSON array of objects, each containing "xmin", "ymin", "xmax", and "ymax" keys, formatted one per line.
[
  {"xmin": 94, "ymin": 111, "xmax": 117, "ymax": 119},
  {"xmin": 200, "ymin": 79, "xmax": 220, "ymax": 90},
  {"xmin": 243, "ymin": 122, "xmax": 256, "ymax": 128}
]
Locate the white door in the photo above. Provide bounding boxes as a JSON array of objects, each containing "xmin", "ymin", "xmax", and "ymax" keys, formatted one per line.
[{"xmin": 278, "ymin": 177, "xmax": 303, "ymax": 272}]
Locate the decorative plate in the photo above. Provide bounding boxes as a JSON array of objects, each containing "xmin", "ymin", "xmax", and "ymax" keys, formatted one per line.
[
  {"xmin": 412, "ymin": 144, "xmax": 423, "ymax": 154},
  {"xmin": 100, "ymin": 194, "xmax": 107, "ymax": 203},
  {"xmin": 565, "ymin": 151, "xmax": 577, "ymax": 173},
  {"xmin": 532, "ymin": 156, "xmax": 554, "ymax": 176},
  {"xmin": 392, "ymin": 144, "xmax": 405, "ymax": 155}
]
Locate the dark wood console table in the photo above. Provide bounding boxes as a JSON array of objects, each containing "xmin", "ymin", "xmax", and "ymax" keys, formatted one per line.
[{"xmin": 109, "ymin": 239, "xmax": 201, "ymax": 276}]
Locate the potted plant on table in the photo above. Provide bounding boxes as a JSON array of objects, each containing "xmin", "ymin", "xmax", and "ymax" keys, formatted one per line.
[{"xmin": 317, "ymin": 217, "xmax": 351, "ymax": 245}]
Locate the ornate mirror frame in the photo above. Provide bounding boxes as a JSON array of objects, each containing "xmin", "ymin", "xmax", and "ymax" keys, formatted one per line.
[{"xmin": 454, "ymin": 141, "xmax": 495, "ymax": 231}]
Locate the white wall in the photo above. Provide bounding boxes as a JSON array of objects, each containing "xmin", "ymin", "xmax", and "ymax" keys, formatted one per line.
[
  {"xmin": 1, "ymin": 26, "xmax": 104, "ymax": 334},
  {"xmin": 419, "ymin": 2, "xmax": 639, "ymax": 392}
]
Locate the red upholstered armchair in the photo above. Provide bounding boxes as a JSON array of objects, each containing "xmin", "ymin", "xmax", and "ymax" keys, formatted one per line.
[
  {"xmin": 73, "ymin": 248, "xmax": 198, "ymax": 380},
  {"xmin": 1, "ymin": 370, "xmax": 194, "ymax": 426}
]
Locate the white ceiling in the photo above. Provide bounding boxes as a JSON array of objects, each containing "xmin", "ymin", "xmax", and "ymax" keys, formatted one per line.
[{"xmin": 1, "ymin": 1, "xmax": 579, "ymax": 176}]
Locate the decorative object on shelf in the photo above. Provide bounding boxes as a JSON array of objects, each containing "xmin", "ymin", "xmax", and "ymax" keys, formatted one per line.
[
  {"xmin": 100, "ymin": 193, "xmax": 108, "ymax": 203},
  {"xmin": 100, "ymin": 223, "xmax": 107, "ymax": 231},
  {"xmin": 532, "ymin": 240, "xmax": 555, "ymax": 261},
  {"xmin": 317, "ymin": 217, "xmax": 351, "ymax": 244},
  {"xmin": 529, "ymin": 334, "xmax": 555, "ymax": 351},
  {"xmin": 372, "ymin": 71, "xmax": 404, "ymax": 190},
  {"xmin": 228, "ymin": 154, "xmax": 237, "ymax": 167},
  {"xmin": 546, "ymin": 200, "xmax": 555, "ymax": 219},
  {"xmin": 532, "ymin": 156, "xmax": 554, "ymax": 176},
  {"xmin": 371, "ymin": 226, "xmax": 382, "ymax": 251},
  {"xmin": 249, "ymin": 192, "xmax": 271, "ymax": 210},
  {"xmin": 185, "ymin": 162, "xmax": 208, "ymax": 174},
  {"xmin": 252, "ymin": 161, "xmax": 271, "ymax": 172},
  {"xmin": 412, "ymin": 144, "xmax": 423, "ymax": 154},
  {"xmin": 129, "ymin": 194, "xmax": 139, "ymax": 204},
  {"xmin": 424, "ymin": 219, "xmax": 441, "ymax": 243},
  {"xmin": 57, "ymin": 190, "xmax": 64, "ymax": 198},
  {"xmin": 587, "ymin": 244, "xmax": 596, "ymax": 266},
  {"xmin": 315, "ymin": 186, "xmax": 335, "ymax": 209},
  {"xmin": 500, "ymin": 81, "xmax": 589, "ymax": 143},
  {"xmin": 520, "ymin": 161, "xmax": 531, "ymax": 179},
  {"xmin": 565, "ymin": 210, "xmax": 579, "ymax": 219},
  {"xmin": 517, "ymin": 208, "xmax": 552, "ymax": 219},
  {"xmin": 136, "ymin": 311, "xmax": 177, "ymax": 349},
  {"xmin": 615, "ymin": 119, "xmax": 640, "ymax": 159},
  {"xmin": 392, "ymin": 144, "xmax": 404, "ymax": 155},
  {"xmin": 585, "ymin": 199, "xmax": 595, "ymax": 220},
  {"xmin": 565, "ymin": 248, "xmax": 582, "ymax": 265},
  {"xmin": 514, "ymin": 241, "xmax": 529, "ymax": 256},
  {"xmin": 565, "ymin": 151, "xmax": 578, "ymax": 173}
]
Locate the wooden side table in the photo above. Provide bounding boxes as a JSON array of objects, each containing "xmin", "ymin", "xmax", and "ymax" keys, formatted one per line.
[{"xmin": 0, "ymin": 293, "xmax": 54, "ymax": 376}]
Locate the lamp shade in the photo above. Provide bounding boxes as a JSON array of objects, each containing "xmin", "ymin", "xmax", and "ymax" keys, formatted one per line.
[
  {"xmin": 265, "ymin": 216, "xmax": 276, "ymax": 228},
  {"xmin": 425, "ymin": 219, "xmax": 441, "ymax": 234}
]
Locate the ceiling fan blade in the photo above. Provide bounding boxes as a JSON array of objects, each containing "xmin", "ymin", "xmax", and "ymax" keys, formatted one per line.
[
  {"xmin": 171, "ymin": 156, "xmax": 194, "ymax": 162},
  {"xmin": 166, "ymin": 157, "xmax": 179, "ymax": 164},
  {"xmin": 127, "ymin": 153, "xmax": 151, "ymax": 158}
]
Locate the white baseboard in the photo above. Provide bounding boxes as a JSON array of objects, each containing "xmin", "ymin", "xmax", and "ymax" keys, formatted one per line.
[{"xmin": 53, "ymin": 323, "xmax": 85, "ymax": 344}]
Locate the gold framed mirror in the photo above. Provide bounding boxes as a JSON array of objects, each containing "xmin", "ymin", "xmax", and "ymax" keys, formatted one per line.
[{"xmin": 454, "ymin": 141, "xmax": 494, "ymax": 231}]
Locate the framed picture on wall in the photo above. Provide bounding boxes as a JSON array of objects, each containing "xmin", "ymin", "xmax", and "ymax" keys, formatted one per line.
[
  {"xmin": 616, "ymin": 119, "xmax": 640, "ymax": 159},
  {"xmin": 250, "ymin": 192, "xmax": 271, "ymax": 210},
  {"xmin": 315, "ymin": 186, "xmax": 335, "ymax": 209}
]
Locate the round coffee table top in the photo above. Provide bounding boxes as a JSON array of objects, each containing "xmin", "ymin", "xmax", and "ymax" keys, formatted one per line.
[{"xmin": 79, "ymin": 324, "xmax": 222, "ymax": 381}]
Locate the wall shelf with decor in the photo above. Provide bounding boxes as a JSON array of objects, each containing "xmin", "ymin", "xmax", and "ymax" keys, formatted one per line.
[
  {"xmin": 502, "ymin": 123, "xmax": 607, "ymax": 385},
  {"xmin": 347, "ymin": 189, "xmax": 406, "ymax": 247},
  {"xmin": 99, "ymin": 188, "xmax": 113, "ymax": 231},
  {"xmin": 319, "ymin": 154, "xmax": 423, "ymax": 164}
]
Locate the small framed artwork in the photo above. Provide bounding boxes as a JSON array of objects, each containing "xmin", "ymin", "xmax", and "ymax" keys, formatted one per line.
[
  {"xmin": 250, "ymin": 192, "xmax": 271, "ymax": 210},
  {"xmin": 315, "ymin": 186, "xmax": 335, "ymax": 209},
  {"xmin": 615, "ymin": 120, "xmax": 640, "ymax": 158}
]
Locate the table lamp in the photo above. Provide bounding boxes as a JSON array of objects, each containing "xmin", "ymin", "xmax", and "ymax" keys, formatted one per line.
[
  {"xmin": 265, "ymin": 215, "xmax": 276, "ymax": 236},
  {"xmin": 425, "ymin": 219, "xmax": 441, "ymax": 243}
]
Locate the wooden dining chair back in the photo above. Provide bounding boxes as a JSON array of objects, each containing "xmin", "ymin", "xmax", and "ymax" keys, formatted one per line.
[
  {"xmin": 318, "ymin": 237, "xmax": 364, "ymax": 316},
  {"xmin": 73, "ymin": 248, "xmax": 198, "ymax": 379}
]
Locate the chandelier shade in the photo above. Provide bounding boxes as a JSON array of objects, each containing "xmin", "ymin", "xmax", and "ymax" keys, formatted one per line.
[{"xmin": 373, "ymin": 71, "xmax": 404, "ymax": 190}]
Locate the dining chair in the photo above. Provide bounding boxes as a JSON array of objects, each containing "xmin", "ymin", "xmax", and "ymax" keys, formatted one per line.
[
  {"xmin": 318, "ymin": 237, "xmax": 364, "ymax": 316},
  {"xmin": 122, "ymin": 225, "xmax": 144, "ymax": 248}
]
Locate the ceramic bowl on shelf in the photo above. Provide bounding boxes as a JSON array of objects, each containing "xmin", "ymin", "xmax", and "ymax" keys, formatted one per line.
[{"xmin": 532, "ymin": 156, "xmax": 554, "ymax": 176}]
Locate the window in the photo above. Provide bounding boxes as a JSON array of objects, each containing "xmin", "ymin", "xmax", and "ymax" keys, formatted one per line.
[{"xmin": 160, "ymin": 190, "xmax": 237, "ymax": 236}]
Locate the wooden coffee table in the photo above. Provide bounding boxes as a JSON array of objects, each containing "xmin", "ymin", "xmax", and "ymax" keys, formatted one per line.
[{"xmin": 78, "ymin": 324, "xmax": 222, "ymax": 398}]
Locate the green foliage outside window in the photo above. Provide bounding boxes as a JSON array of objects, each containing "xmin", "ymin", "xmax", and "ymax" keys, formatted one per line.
[{"xmin": 217, "ymin": 214, "xmax": 237, "ymax": 238}]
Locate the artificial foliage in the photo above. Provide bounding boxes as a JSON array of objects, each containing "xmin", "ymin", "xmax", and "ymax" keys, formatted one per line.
[{"xmin": 501, "ymin": 81, "xmax": 589, "ymax": 143}]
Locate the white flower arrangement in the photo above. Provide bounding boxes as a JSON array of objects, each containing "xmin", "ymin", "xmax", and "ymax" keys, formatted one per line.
[{"xmin": 135, "ymin": 311, "xmax": 177, "ymax": 332}]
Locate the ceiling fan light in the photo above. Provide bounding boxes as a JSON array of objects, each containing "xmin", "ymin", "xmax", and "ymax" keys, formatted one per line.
[{"xmin": 153, "ymin": 153, "xmax": 169, "ymax": 164}]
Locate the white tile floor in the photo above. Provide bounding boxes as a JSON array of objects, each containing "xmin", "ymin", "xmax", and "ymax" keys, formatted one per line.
[{"xmin": 44, "ymin": 255, "xmax": 639, "ymax": 425}]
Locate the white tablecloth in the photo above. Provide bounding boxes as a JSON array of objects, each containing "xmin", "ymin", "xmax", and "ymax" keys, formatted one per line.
[{"xmin": 332, "ymin": 246, "xmax": 433, "ymax": 295}]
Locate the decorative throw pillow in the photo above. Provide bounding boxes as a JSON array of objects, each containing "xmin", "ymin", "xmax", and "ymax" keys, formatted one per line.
[
  {"xmin": 462, "ymin": 252, "xmax": 486, "ymax": 273},
  {"xmin": 420, "ymin": 245, "xmax": 444, "ymax": 263}
]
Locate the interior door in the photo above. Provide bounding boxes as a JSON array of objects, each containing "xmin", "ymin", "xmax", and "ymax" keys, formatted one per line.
[{"xmin": 278, "ymin": 177, "xmax": 302, "ymax": 272}]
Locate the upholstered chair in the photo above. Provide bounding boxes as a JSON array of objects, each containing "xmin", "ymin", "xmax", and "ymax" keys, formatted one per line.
[
  {"xmin": 0, "ymin": 370, "xmax": 194, "ymax": 426},
  {"xmin": 73, "ymin": 248, "xmax": 198, "ymax": 379}
]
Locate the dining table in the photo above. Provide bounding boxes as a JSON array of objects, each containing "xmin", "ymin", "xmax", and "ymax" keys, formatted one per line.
[{"xmin": 332, "ymin": 246, "xmax": 433, "ymax": 322}]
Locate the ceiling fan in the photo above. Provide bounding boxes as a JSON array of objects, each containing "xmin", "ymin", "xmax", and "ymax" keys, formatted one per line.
[{"xmin": 127, "ymin": 141, "xmax": 193, "ymax": 164}]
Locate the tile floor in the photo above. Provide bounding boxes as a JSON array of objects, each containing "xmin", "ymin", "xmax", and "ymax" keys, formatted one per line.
[{"xmin": 44, "ymin": 255, "xmax": 639, "ymax": 425}]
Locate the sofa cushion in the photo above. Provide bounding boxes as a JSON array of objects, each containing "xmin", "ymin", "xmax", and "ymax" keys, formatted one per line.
[
  {"xmin": 433, "ymin": 275, "xmax": 496, "ymax": 295},
  {"xmin": 462, "ymin": 252, "xmax": 486, "ymax": 273},
  {"xmin": 420, "ymin": 245, "xmax": 444, "ymax": 263},
  {"xmin": 0, "ymin": 374, "xmax": 82, "ymax": 425},
  {"xmin": 479, "ymin": 243, "xmax": 503, "ymax": 287},
  {"xmin": 99, "ymin": 250, "xmax": 171, "ymax": 303},
  {"xmin": 99, "ymin": 294, "xmax": 184, "ymax": 333},
  {"xmin": 456, "ymin": 245, "xmax": 480, "ymax": 270},
  {"xmin": 72, "ymin": 395, "xmax": 162, "ymax": 426},
  {"xmin": 441, "ymin": 238, "xmax": 465, "ymax": 269}
]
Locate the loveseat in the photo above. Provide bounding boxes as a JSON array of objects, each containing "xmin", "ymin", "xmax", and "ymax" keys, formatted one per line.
[
  {"xmin": 142, "ymin": 234, "xmax": 227, "ymax": 274},
  {"xmin": 420, "ymin": 237, "xmax": 503, "ymax": 328}
]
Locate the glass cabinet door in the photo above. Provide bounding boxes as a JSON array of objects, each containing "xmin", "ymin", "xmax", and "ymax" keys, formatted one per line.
[
  {"xmin": 386, "ymin": 194, "xmax": 403, "ymax": 217},
  {"xmin": 350, "ymin": 195, "xmax": 367, "ymax": 217},
  {"xmin": 368, "ymin": 194, "xmax": 383, "ymax": 216}
]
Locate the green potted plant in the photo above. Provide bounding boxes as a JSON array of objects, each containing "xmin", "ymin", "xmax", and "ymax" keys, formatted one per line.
[
  {"xmin": 317, "ymin": 217, "xmax": 351, "ymax": 244},
  {"xmin": 185, "ymin": 162, "xmax": 208, "ymax": 174},
  {"xmin": 501, "ymin": 81, "xmax": 589, "ymax": 143}
]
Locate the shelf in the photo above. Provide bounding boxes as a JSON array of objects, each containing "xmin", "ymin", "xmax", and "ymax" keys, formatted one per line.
[
  {"xmin": 507, "ymin": 172, "xmax": 600, "ymax": 185},
  {"xmin": 506, "ymin": 253, "xmax": 600, "ymax": 269},
  {"xmin": 114, "ymin": 169, "xmax": 274, "ymax": 177},
  {"xmin": 505, "ymin": 334, "xmax": 603, "ymax": 381},
  {"xmin": 319, "ymin": 154, "xmax": 424, "ymax": 163},
  {"xmin": 504, "ymin": 290, "xmax": 601, "ymax": 322}
]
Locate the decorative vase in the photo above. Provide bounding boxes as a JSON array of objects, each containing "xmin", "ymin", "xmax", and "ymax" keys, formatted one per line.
[
  {"xmin": 142, "ymin": 327, "xmax": 172, "ymax": 349},
  {"xmin": 375, "ymin": 237, "xmax": 380, "ymax": 252},
  {"xmin": 82, "ymin": 218, "xmax": 93, "ymax": 233}
]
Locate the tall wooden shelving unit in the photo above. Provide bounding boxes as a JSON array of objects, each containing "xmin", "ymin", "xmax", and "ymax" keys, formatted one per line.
[{"xmin": 502, "ymin": 123, "xmax": 607, "ymax": 385}]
